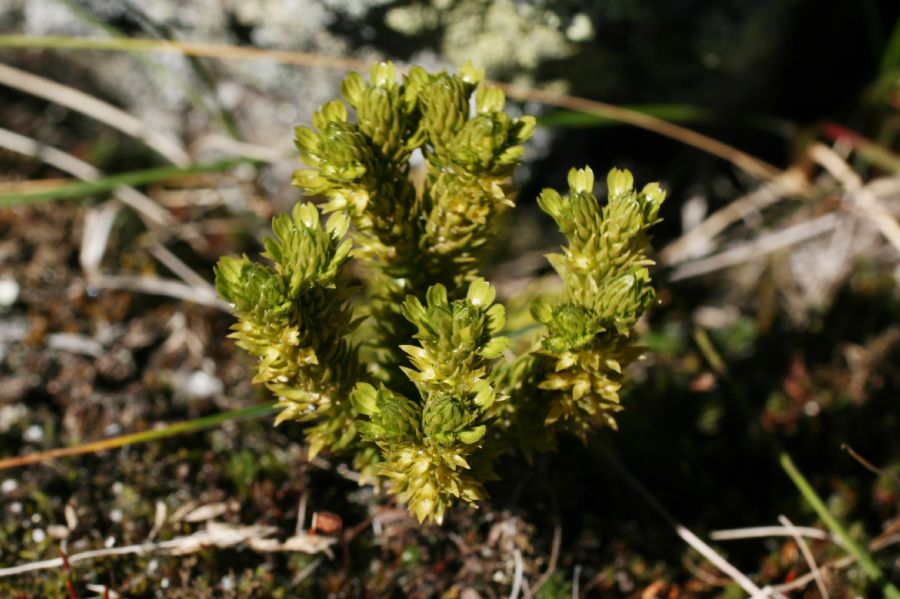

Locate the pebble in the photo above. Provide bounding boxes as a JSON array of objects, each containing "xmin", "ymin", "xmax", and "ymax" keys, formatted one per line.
[
  {"xmin": 0, "ymin": 277, "xmax": 19, "ymax": 307},
  {"xmin": 23, "ymin": 424, "xmax": 44, "ymax": 443},
  {"xmin": 186, "ymin": 370, "xmax": 223, "ymax": 398},
  {"xmin": 1, "ymin": 479, "xmax": 17, "ymax": 494},
  {"xmin": 0, "ymin": 405, "xmax": 27, "ymax": 433}
]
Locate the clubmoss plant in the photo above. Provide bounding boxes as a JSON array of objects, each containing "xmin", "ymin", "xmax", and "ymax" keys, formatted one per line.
[{"xmin": 215, "ymin": 61, "xmax": 666, "ymax": 524}]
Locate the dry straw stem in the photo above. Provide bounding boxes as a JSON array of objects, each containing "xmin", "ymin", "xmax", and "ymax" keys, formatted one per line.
[
  {"xmin": 491, "ymin": 81, "xmax": 783, "ymax": 182},
  {"xmin": 89, "ymin": 273, "xmax": 223, "ymax": 308},
  {"xmin": 0, "ymin": 62, "xmax": 190, "ymax": 166},
  {"xmin": 710, "ymin": 525, "xmax": 833, "ymax": 543},
  {"xmin": 0, "ymin": 34, "xmax": 780, "ymax": 181},
  {"xmin": 778, "ymin": 514, "xmax": 830, "ymax": 599},
  {"xmin": 667, "ymin": 153, "xmax": 900, "ymax": 280},
  {"xmin": 660, "ymin": 166, "xmax": 810, "ymax": 265},
  {"xmin": 525, "ymin": 523, "xmax": 562, "ymax": 599},
  {"xmin": 842, "ymin": 443, "xmax": 900, "ymax": 485},
  {"xmin": 0, "ymin": 34, "xmax": 366, "ymax": 72},
  {"xmin": 509, "ymin": 548, "xmax": 525, "ymax": 599},
  {"xmin": 0, "ymin": 521, "xmax": 334, "ymax": 578},
  {"xmin": 662, "ymin": 139, "xmax": 900, "ymax": 270},
  {"xmin": 668, "ymin": 212, "xmax": 841, "ymax": 281},
  {"xmin": 772, "ymin": 533, "xmax": 900, "ymax": 594},
  {"xmin": 810, "ymin": 142, "xmax": 900, "ymax": 255},
  {"xmin": 0, "ymin": 126, "xmax": 172, "ymax": 227},
  {"xmin": 0, "ymin": 126, "xmax": 217, "ymax": 302}
]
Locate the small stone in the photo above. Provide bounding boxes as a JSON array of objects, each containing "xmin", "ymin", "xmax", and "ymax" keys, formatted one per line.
[
  {"xmin": 185, "ymin": 370, "xmax": 223, "ymax": 398},
  {"xmin": 565, "ymin": 13, "xmax": 594, "ymax": 42},
  {"xmin": 0, "ymin": 405, "xmax": 27, "ymax": 433},
  {"xmin": 0, "ymin": 277, "xmax": 19, "ymax": 308},
  {"xmin": 1, "ymin": 479, "xmax": 17, "ymax": 494},
  {"xmin": 23, "ymin": 424, "xmax": 43, "ymax": 443}
]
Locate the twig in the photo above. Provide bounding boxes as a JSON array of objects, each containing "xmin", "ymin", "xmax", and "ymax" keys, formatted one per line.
[
  {"xmin": 0, "ymin": 62, "xmax": 189, "ymax": 166},
  {"xmin": 810, "ymin": 143, "xmax": 900, "ymax": 255},
  {"xmin": 841, "ymin": 444, "xmax": 900, "ymax": 485},
  {"xmin": 660, "ymin": 168, "xmax": 809, "ymax": 265},
  {"xmin": 668, "ymin": 213, "xmax": 840, "ymax": 281},
  {"xmin": 779, "ymin": 515, "xmax": 830, "ymax": 599}
]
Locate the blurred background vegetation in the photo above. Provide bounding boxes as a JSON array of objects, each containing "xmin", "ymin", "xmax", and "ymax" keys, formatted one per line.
[{"xmin": 0, "ymin": 0, "xmax": 899, "ymax": 597}]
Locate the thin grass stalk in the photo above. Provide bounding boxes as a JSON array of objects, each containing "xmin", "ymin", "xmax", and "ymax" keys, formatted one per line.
[
  {"xmin": 0, "ymin": 158, "xmax": 254, "ymax": 206},
  {"xmin": 779, "ymin": 452, "xmax": 900, "ymax": 599},
  {"xmin": 0, "ymin": 34, "xmax": 782, "ymax": 180},
  {"xmin": 0, "ymin": 402, "xmax": 277, "ymax": 471}
]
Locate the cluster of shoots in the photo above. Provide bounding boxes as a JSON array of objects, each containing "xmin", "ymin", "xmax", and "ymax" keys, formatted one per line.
[{"xmin": 215, "ymin": 62, "xmax": 665, "ymax": 524}]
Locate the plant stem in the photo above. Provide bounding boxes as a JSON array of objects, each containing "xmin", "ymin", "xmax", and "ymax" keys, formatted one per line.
[
  {"xmin": 779, "ymin": 452, "xmax": 900, "ymax": 599},
  {"xmin": 0, "ymin": 158, "xmax": 254, "ymax": 206},
  {"xmin": 0, "ymin": 402, "xmax": 278, "ymax": 471}
]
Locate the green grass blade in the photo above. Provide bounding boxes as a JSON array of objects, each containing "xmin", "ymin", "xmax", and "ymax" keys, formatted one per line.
[
  {"xmin": 780, "ymin": 452, "xmax": 900, "ymax": 599},
  {"xmin": 0, "ymin": 401, "xmax": 277, "ymax": 471},
  {"xmin": 0, "ymin": 158, "xmax": 254, "ymax": 206}
]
